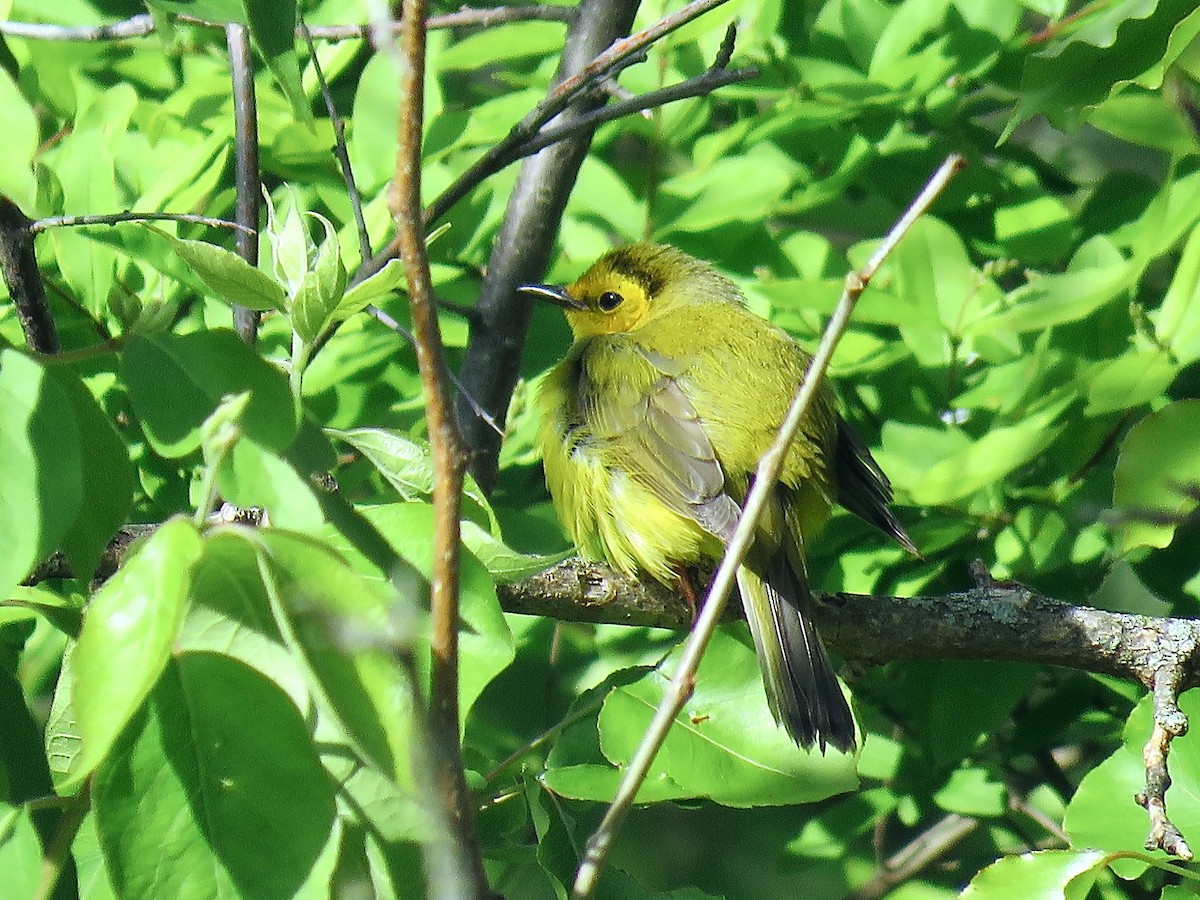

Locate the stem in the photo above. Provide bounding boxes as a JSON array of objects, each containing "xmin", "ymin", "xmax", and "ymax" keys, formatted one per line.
[{"xmin": 390, "ymin": 0, "xmax": 489, "ymax": 893}]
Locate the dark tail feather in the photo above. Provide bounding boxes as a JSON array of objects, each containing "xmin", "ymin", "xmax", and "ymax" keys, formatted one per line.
[
  {"xmin": 737, "ymin": 555, "xmax": 856, "ymax": 753},
  {"xmin": 834, "ymin": 417, "xmax": 919, "ymax": 556}
]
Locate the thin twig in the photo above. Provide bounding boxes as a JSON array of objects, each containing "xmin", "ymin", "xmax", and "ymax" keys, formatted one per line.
[
  {"xmin": 301, "ymin": 18, "xmax": 372, "ymax": 267},
  {"xmin": 29, "ymin": 211, "xmax": 253, "ymax": 235},
  {"xmin": 849, "ymin": 813, "xmax": 980, "ymax": 900},
  {"xmin": 355, "ymin": 0, "xmax": 734, "ymax": 287},
  {"xmin": 388, "ymin": 0, "xmax": 489, "ymax": 894},
  {"xmin": 515, "ymin": 65, "xmax": 757, "ymax": 158},
  {"xmin": 226, "ymin": 22, "xmax": 261, "ymax": 345},
  {"xmin": 570, "ymin": 153, "xmax": 967, "ymax": 899},
  {"xmin": 365, "ymin": 303, "xmax": 504, "ymax": 437},
  {"xmin": 0, "ymin": 7, "xmax": 575, "ymax": 41}
]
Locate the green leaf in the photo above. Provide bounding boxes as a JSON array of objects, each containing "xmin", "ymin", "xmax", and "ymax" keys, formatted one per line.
[
  {"xmin": 342, "ymin": 504, "xmax": 515, "ymax": 725},
  {"xmin": 1113, "ymin": 400, "xmax": 1200, "ymax": 552},
  {"xmin": 334, "ymin": 258, "xmax": 407, "ymax": 321},
  {"xmin": 1003, "ymin": 0, "xmax": 1200, "ymax": 139},
  {"xmin": 290, "ymin": 213, "xmax": 347, "ymax": 343},
  {"xmin": 960, "ymin": 849, "xmax": 1108, "ymax": 899},
  {"xmin": 0, "ymin": 803, "xmax": 41, "ymax": 900},
  {"xmin": 122, "ymin": 330, "xmax": 297, "ymax": 458},
  {"xmin": 597, "ymin": 629, "xmax": 859, "ymax": 807},
  {"xmin": 267, "ymin": 187, "xmax": 309, "ymax": 295},
  {"xmin": 1082, "ymin": 350, "xmax": 1178, "ymax": 416},
  {"xmin": 0, "ymin": 68, "xmax": 38, "ymax": 206},
  {"xmin": 327, "ymin": 427, "xmax": 500, "ymax": 535},
  {"xmin": 907, "ymin": 396, "xmax": 1071, "ymax": 505},
  {"xmin": 933, "ymin": 766, "xmax": 1008, "ymax": 816},
  {"xmin": 65, "ymin": 518, "xmax": 202, "ymax": 790},
  {"xmin": 147, "ymin": 0, "xmax": 247, "ymax": 22},
  {"xmin": 243, "ymin": 0, "xmax": 312, "ymax": 128},
  {"xmin": 147, "ymin": 227, "xmax": 287, "ymax": 312},
  {"xmin": 248, "ymin": 528, "xmax": 415, "ymax": 786},
  {"xmin": 0, "ymin": 350, "xmax": 82, "ymax": 599},
  {"xmin": 1155, "ymin": 221, "xmax": 1200, "ymax": 364},
  {"xmin": 50, "ymin": 368, "xmax": 134, "ymax": 583},
  {"xmin": 218, "ymin": 437, "xmax": 325, "ymax": 531},
  {"xmin": 965, "ymin": 264, "xmax": 1131, "ymax": 336},
  {"xmin": 460, "ymin": 521, "xmax": 572, "ymax": 583},
  {"xmin": 93, "ymin": 653, "xmax": 337, "ymax": 900}
]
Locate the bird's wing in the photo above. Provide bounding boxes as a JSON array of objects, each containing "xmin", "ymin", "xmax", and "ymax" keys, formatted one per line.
[
  {"xmin": 833, "ymin": 416, "xmax": 918, "ymax": 555},
  {"xmin": 578, "ymin": 340, "xmax": 741, "ymax": 543}
]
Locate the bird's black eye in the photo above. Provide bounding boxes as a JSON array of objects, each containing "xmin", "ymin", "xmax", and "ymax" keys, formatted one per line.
[{"xmin": 598, "ymin": 291, "xmax": 624, "ymax": 311}]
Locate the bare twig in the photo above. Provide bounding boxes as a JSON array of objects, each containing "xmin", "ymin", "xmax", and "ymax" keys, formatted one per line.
[
  {"xmin": 301, "ymin": 18, "xmax": 372, "ymax": 267},
  {"xmin": 515, "ymin": 64, "xmax": 758, "ymax": 159},
  {"xmin": 226, "ymin": 22, "xmax": 262, "ymax": 344},
  {"xmin": 0, "ymin": 197, "xmax": 59, "ymax": 353},
  {"xmin": 571, "ymin": 153, "xmax": 968, "ymax": 899},
  {"xmin": 364, "ymin": 304, "xmax": 504, "ymax": 437},
  {"xmin": 29, "ymin": 211, "xmax": 253, "ymax": 235},
  {"xmin": 849, "ymin": 813, "xmax": 980, "ymax": 900},
  {"xmin": 387, "ymin": 0, "xmax": 488, "ymax": 893},
  {"xmin": 0, "ymin": 8, "xmax": 575, "ymax": 42},
  {"xmin": 1137, "ymin": 665, "xmax": 1193, "ymax": 860},
  {"xmin": 420, "ymin": 0, "xmax": 732, "ymax": 233},
  {"xmin": 0, "ymin": 16, "xmax": 157, "ymax": 40}
]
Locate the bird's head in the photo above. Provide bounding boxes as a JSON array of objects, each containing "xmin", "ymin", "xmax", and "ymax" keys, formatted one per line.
[{"xmin": 520, "ymin": 243, "xmax": 741, "ymax": 340}]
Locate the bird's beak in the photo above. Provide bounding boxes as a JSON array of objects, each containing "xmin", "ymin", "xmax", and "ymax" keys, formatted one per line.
[{"xmin": 518, "ymin": 283, "xmax": 586, "ymax": 310}]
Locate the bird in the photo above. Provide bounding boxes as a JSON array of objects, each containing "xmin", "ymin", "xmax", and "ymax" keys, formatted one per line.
[{"xmin": 522, "ymin": 243, "xmax": 916, "ymax": 753}]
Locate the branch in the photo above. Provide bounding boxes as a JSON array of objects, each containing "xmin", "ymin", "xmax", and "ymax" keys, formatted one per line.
[
  {"xmin": 387, "ymin": 0, "xmax": 489, "ymax": 893},
  {"xmin": 570, "ymin": 152, "xmax": 968, "ymax": 899},
  {"xmin": 0, "ymin": 8, "xmax": 575, "ymax": 41},
  {"xmin": 514, "ymin": 64, "xmax": 758, "ymax": 158},
  {"xmin": 0, "ymin": 197, "xmax": 59, "ymax": 353},
  {"xmin": 29, "ymin": 211, "xmax": 253, "ymax": 234},
  {"xmin": 226, "ymin": 22, "xmax": 261, "ymax": 344},
  {"xmin": 849, "ymin": 813, "xmax": 980, "ymax": 900}
]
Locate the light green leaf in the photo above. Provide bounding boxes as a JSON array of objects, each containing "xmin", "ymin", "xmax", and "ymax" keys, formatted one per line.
[
  {"xmin": 597, "ymin": 629, "xmax": 859, "ymax": 808},
  {"xmin": 0, "ymin": 350, "xmax": 82, "ymax": 600},
  {"xmin": 122, "ymin": 330, "xmax": 297, "ymax": 457},
  {"xmin": 66, "ymin": 517, "xmax": 202, "ymax": 791},
  {"xmin": 334, "ymin": 258, "xmax": 407, "ymax": 321},
  {"xmin": 908, "ymin": 396, "xmax": 1071, "ymax": 505},
  {"xmin": 460, "ymin": 521, "xmax": 572, "ymax": 583},
  {"xmin": 0, "ymin": 803, "xmax": 41, "ymax": 900},
  {"xmin": 147, "ymin": 226, "xmax": 286, "ymax": 312},
  {"xmin": 290, "ymin": 213, "xmax": 347, "ymax": 343},
  {"xmin": 249, "ymin": 528, "xmax": 415, "ymax": 787},
  {"xmin": 960, "ymin": 849, "xmax": 1108, "ymax": 900},
  {"xmin": 93, "ymin": 652, "xmax": 336, "ymax": 900},
  {"xmin": 1113, "ymin": 400, "xmax": 1200, "ymax": 552}
]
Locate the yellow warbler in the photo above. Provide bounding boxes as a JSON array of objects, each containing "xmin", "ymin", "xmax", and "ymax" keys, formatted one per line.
[{"xmin": 524, "ymin": 243, "xmax": 915, "ymax": 752}]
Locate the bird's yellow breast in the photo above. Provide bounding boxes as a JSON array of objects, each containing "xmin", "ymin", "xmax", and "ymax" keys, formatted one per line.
[{"xmin": 536, "ymin": 352, "xmax": 719, "ymax": 584}]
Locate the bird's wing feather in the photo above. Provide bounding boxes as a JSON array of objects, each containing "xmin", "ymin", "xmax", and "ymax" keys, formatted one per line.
[{"xmin": 578, "ymin": 340, "xmax": 741, "ymax": 542}]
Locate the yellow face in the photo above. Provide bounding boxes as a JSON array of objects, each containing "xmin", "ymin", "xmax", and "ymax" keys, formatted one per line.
[
  {"xmin": 562, "ymin": 268, "xmax": 653, "ymax": 338},
  {"xmin": 522, "ymin": 243, "xmax": 735, "ymax": 340}
]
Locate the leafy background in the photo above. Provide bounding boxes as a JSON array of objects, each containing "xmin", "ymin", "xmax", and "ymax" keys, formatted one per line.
[{"xmin": 2, "ymin": 0, "xmax": 1200, "ymax": 898}]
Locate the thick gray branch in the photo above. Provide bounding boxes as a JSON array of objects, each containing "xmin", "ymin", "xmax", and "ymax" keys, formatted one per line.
[{"xmin": 499, "ymin": 559, "xmax": 1200, "ymax": 688}]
